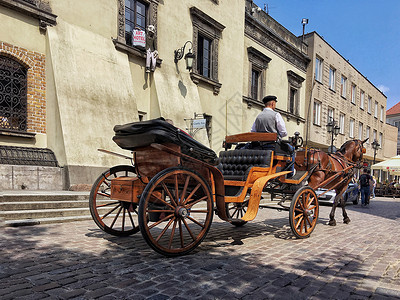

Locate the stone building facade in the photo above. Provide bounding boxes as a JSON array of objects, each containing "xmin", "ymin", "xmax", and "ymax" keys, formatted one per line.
[
  {"xmin": 304, "ymin": 32, "xmax": 397, "ymax": 169},
  {"xmin": 0, "ymin": 0, "xmax": 310, "ymax": 190},
  {"xmin": 386, "ymin": 102, "xmax": 400, "ymax": 155}
]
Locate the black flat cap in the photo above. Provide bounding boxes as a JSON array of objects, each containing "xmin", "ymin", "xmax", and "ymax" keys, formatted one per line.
[{"xmin": 262, "ymin": 95, "xmax": 277, "ymax": 103}]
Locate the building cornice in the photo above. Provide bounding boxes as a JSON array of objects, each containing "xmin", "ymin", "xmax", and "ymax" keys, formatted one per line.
[
  {"xmin": 0, "ymin": 0, "xmax": 57, "ymax": 30},
  {"xmin": 245, "ymin": 12, "xmax": 310, "ymax": 72}
]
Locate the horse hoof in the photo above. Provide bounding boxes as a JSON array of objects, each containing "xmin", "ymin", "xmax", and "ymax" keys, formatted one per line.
[
  {"xmin": 343, "ymin": 218, "xmax": 350, "ymax": 224},
  {"xmin": 328, "ymin": 220, "xmax": 336, "ymax": 226}
]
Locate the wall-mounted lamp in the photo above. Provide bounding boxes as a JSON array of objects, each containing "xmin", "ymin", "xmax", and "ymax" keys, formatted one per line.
[{"xmin": 174, "ymin": 41, "xmax": 195, "ymax": 71}]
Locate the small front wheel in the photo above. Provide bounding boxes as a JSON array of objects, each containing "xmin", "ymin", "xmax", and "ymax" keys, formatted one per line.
[
  {"xmin": 289, "ymin": 186, "xmax": 319, "ymax": 238},
  {"xmin": 138, "ymin": 167, "xmax": 214, "ymax": 256}
]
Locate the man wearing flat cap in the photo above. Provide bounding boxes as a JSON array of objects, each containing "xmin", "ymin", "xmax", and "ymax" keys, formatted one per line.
[
  {"xmin": 251, "ymin": 95, "xmax": 287, "ymax": 138},
  {"xmin": 251, "ymin": 95, "xmax": 294, "ymax": 177}
]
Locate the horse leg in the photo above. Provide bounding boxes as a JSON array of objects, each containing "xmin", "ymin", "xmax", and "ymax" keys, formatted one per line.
[
  {"xmin": 328, "ymin": 194, "xmax": 339, "ymax": 226},
  {"xmin": 341, "ymin": 196, "xmax": 350, "ymax": 224}
]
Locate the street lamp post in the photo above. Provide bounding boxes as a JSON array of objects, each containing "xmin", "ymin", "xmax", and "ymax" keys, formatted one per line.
[
  {"xmin": 372, "ymin": 139, "xmax": 380, "ymax": 165},
  {"xmin": 327, "ymin": 120, "xmax": 340, "ymax": 153}
]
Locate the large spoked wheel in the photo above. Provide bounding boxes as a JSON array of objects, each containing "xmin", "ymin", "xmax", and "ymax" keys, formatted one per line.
[
  {"xmin": 89, "ymin": 165, "xmax": 141, "ymax": 236},
  {"xmin": 225, "ymin": 200, "xmax": 248, "ymax": 227},
  {"xmin": 138, "ymin": 167, "xmax": 214, "ymax": 257},
  {"xmin": 289, "ymin": 186, "xmax": 319, "ymax": 239}
]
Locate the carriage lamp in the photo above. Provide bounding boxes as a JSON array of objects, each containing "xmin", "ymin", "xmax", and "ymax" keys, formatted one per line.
[
  {"xmin": 327, "ymin": 120, "xmax": 340, "ymax": 153},
  {"xmin": 372, "ymin": 139, "xmax": 380, "ymax": 165},
  {"xmin": 174, "ymin": 41, "xmax": 196, "ymax": 71}
]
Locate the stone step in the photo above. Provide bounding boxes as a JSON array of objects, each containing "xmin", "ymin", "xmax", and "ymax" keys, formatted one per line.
[
  {"xmin": 0, "ymin": 207, "xmax": 92, "ymax": 220},
  {"xmin": 0, "ymin": 192, "xmax": 90, "ymax": 202},
  {"xmin": 0, "ymin": 200, "xmax": 89, "ymax": 210}
]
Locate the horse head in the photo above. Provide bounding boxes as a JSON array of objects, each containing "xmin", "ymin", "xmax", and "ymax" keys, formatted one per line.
[{"xmin": 338, "ymin": 139, "xmax": 366, "ymax": 163}]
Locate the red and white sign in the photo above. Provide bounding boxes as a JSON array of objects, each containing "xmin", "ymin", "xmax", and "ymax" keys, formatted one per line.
[{"xmin": 132, "ymin": 30, "xmax": 146, "ymax": 48}]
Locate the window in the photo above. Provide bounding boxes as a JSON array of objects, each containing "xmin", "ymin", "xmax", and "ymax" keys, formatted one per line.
[
  {"xmin": 380, "ymin": 105, "xmax": 384, "ymax": 122},
  {"xmin": 366, "ymin": 126, "xmax": 370, "ymax": 143},
  {"xmin": 313, "ymin": 100, "xmax": 321, "ymax": 126},
  {"xmin": 339, "ymin": 113, "xmax": 345, "ymax": 134},
  {"xmin": 374, "ymin": 101, "xmax": 378, "ymax": 118},
  {"xmin": 251, "ymin": 69, "xmax": 260, "ymax": 100},
  {"xmin": 359, "ymin": 122, "xmax": 363, "ymax": 140},
  {"xmin": 373, "ymin": 129, "xmax": 377, "ymax": 143},
  {"xmin": 341, "ymin": 75, "xmax": 347, "ymax": 98},
  {"xmin": 287, "ymin": 71, "xmax": 304, "ymax": 116},
  {"xmin": 379, "ymin": 132, "xmax": 383, "ymax": 147},
  {"xmin": 190, "ymin": 7, "xmax": 225, "ymax": 94},
  {"xmin": 0, "ymin": 56, "xmax": 28, "ymax": 132},
  {"xmin": 368, "ymin": 96, "xmax": 372, "ymax": 114},
  {"xmin": 247, "ymin": 47, "xmax": 270, "ymax": 102},
  {"xmin": 315, "ymin": 57, "xmax": 323, "ymax": 82},
  {"xmin": 351, "ymin": 84, "xmax": 356, "ymax": 104},
  {"xmin": 327, "ymin": 107, "xmax": 334, "ymax": 123},
  {"xmin": 360, "ymin": 90, "xmax": 365, "ymax": 109},
  {"xmin": 124, "ymin": 0, "xmax": 148, "ymax": 46},
  {"xmin": 329, "ymin": 67, "xmax": 336, "ymax": 90},
  {"xmin": 289, "ymin": 88, "xmax": 297, "ymax": 115},
  {"xmin": 349, "ymin": 118, "xmax": 354, "ymax": 138},
  {"xmin": 197, "ymin": 35, "xmax": 211, "ymax": 78}
]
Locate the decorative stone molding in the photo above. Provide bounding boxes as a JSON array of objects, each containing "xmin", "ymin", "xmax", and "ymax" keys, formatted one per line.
[
  {"xmin": 116, "ymin": 0, "xmax": 159, "ymax": 56},
  {"xmin": 247, "ymin": 46, "xmax": 271, "ymax": 69},
  {"xmin": 0, "ymin": 0, "xmax": 57, "ymax": 30},
  {"xmin": 287, "ymin": 70, "xmax": 305, "ymax": 88},
  {"xmin": 190, "ymin": 7, "xmax": 225, "ymax": 94},
  {"xmin": 245, "ymin": 12, "xmax": 309, "ymax": 72}
]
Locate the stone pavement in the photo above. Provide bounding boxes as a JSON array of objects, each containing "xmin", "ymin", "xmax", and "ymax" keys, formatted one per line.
[{"xmin": 1, "ymin": 197, "xmax": 400, "ymax": 300}]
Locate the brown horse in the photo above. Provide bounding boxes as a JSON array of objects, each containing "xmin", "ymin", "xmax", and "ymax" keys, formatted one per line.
[{"xmin": 295, "ymin": 139, "xmax": 367, "ymax": 226}]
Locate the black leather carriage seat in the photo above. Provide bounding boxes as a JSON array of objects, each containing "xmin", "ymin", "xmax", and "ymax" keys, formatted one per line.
[{"xmin": 217, "ymin": 149, "xmax": 273, "ymax": 181}]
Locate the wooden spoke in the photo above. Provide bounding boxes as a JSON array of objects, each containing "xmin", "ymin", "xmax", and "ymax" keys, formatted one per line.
[
  {"xmin": 156, "ymin": 218, "xmax": 175, "ymax": 242},
  {"xmin": 101, "ymin": 204, "xmax": 121, "ymax": 219},
  {"xmin": 149, "ymin": 190, "xmax": 175, "ymax": 210},
  {"xmin": 174, "ymin": 174, "xmax": 179, "ymax": 204},
  {"xmin": 161, "ymin": 182, "xmax": 177, "ymax": 207},
  {"xmin": 182, "ymin": 218, "xmax": 196, "ymax": 241},
  {"xmin": 148, "ymin": 213, "xmax": 174, "ymax": 230},
  {"xmin": 183, "ymin": 183, "xmax": 201, "ymax": 205},
  {"xmin": 186, "ymin": 196, "xmax": 208, "ymax": 208},
  {"xmin": 110, "ymin": 205, "xmax": 123, "ymax": 229},
  {"xmin": 96, "ymin": 201, "xmax": 121, "ymax": 208},
  {"xmin": 187, "ymin": 216, "xmax": 205, "ymax": 228},
  {"xmin": 180, "ymin": 175, "xmax": 191, "ymax": 204},
  {"xmin": 97, "ymin": 192, "xmax": 111, "ymax": 198},
  {"xmin": 168, "ymin": 219, "xmax": 178, "ymax": 249}
]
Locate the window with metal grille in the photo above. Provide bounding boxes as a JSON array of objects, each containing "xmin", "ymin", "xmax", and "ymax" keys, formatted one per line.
[
  {"xmin": 0, "ymin": 56, "xmax": 28, "ymax": 132},
  {"xmin": 197, "ymin": 35, "xmax": 211, "ymax": 78},
  {"xmin": 125, "ymin": 0, "xmax": 147, "ymax": 46}
]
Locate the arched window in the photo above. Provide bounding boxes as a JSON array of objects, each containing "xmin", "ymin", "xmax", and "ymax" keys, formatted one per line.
[{"xmin": 0, "ymin": 56, "xmax": 28, "ymax": 132}]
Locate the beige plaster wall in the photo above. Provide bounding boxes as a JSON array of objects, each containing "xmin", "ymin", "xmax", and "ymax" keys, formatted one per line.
[
  {"xmin": 0, "ymin": 6, "xmax": 45, "ymax": 53},
  {"xmin": 46, "ymin": 8, "xmax": 138, "ymax": 169}
]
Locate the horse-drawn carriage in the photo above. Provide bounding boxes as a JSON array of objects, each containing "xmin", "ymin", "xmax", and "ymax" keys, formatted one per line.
[{"xmin": 89, "ymin": 118, "xmax": 366, "ymax": 256}]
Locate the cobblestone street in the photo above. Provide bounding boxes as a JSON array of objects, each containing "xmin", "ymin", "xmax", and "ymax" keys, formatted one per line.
[{"xmin": 1, "ymin": 197, "xmax": 400, "ymax": 299}]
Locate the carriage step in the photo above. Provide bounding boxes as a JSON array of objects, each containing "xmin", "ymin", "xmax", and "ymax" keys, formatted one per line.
[{"xmin": 290, "ymin": 170, "xmax": 307, "ymax": 181}]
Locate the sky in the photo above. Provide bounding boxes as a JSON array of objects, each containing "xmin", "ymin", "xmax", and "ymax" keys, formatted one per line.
[{"xmin": 253, "ymin": 0, "xmax": 400, "ymax": 110}]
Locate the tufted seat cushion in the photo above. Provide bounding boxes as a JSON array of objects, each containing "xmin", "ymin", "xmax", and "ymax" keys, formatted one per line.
[{"xmin": 217, "ymin": 149, "xmax": 273, "ymax": 181}]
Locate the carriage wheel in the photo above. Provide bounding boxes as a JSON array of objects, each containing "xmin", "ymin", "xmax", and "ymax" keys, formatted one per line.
[
  {"xmin": 138, "ymin": 167, "xmax": 213, "ymax": 256},
  {"xmin": 89, "ymin": 165, "xmax": 140, "ymax": 236},
  {"xmin": 289, "ymin": 186, "xmax": 319, "ymax": 239},
  {"xmin": 225, "ymin": 200, "xmax": 248, "ymax": 227}
]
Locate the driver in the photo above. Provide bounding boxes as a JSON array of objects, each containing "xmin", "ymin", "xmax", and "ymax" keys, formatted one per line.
[{"xmin": 251, "ymin": 95, "xmax": 295, "ymax": 177}]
